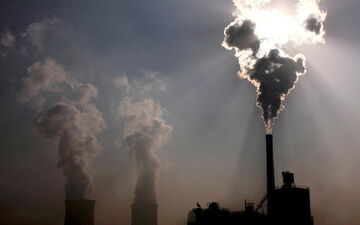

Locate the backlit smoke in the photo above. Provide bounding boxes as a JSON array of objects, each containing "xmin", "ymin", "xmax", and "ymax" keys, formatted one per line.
[
  {"xmin": 223, "ymin": 0, "xmax": 326, "ymax": 133},
  {"xmin": 115, "ymin": 74, "xmax": 172, "ymax": 204},
  {"xmin": 18, "ymin": 59, "xmax": 106, "ymax": 199}
]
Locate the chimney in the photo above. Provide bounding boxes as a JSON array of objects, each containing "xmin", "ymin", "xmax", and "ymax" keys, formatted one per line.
[
  {"xmin": 64, "ymin": 200, "xmax": 95, "ymax": 225},
  {"xmin": 266, "ymin": 134, "xmax": 275, "ymax": 217},
  {"xmin": 131, "ymin": 203, "xmax": 158, "ymax": 225}
]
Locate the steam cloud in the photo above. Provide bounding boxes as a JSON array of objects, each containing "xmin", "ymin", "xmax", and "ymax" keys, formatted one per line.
[
  {"xmin": 0, "ymin": 30, "xmax": 15, "ymax": 57},
  {"xmin": 223, "ymin": 0, "xmax": 326, "ymax": 133},
  {"xmin": 22, "ymin": 16, "xmax": 59, "ymax": 53},
  {"xmin": 1, "ymin": 30, "xmax": 15, "ymax": 48},
  {"xmin": 115, "ymin": 74, "xmax": 172, "ymax": 204},
  {"xmin": 18, "ymin": 58, "xmax": 106, "ymax": 199}
]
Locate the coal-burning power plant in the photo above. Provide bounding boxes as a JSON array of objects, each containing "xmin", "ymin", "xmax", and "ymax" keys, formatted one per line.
[
  {"xmin": 266, "ymin": 135, "xmax": 313, "ymax": 225},
  {"xmin": 215, "ymin": 2, "xmax": 325, "ymax": 223},
  {"xmin": 64, "ymin": 200, "xmax": 95, "ymax": 225},
  {"xmin": 187, "ymin": 134, "xmax": 314, "ymax": 225},
  {"xmin": 63, "ymin": 199, "xmax": 158, "ymax": 225}
]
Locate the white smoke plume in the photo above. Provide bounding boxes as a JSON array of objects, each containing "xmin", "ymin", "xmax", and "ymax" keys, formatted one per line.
[
  {"xmin": 18, "ymin": 58, "xmax": 106, "ymax": 199},
  {"xmin": 0, "ymin": 30, "xmax": 15, "ymax": 57},
  {"xmin": 1, "ymin": 30, "xmax": 15, "ymax": 48},
  {"xmin": 114, "ymin": 73, "xmax": 172, "ymax": 204},
  {"xmin": 17, "ymin": 59, "xmax": 72, "ymax": 110},
  {"xmin": 22, "ymin": 16, "xmax": 59, "ymax": 53},
  {"xmin": 223, "ymin": 0, "xmax": 326, "ymax": 133},
  {"xmin": 114, "ymin": 71, "xmax": 167, "ymax": 96}
]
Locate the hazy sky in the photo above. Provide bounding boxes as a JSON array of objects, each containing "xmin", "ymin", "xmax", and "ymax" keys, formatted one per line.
[{"xmin": 1, "ymin": 1, "xmax": 360, "ymax": 225}]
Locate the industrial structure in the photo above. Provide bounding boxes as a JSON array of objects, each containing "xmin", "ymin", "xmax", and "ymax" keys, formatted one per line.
[
  {"xmin": 64, "ymin": 199, "xmax": 95, "ymax": 225},
  {"xmin": 59, "ymin": 135, "xmax": 312, "ymax": 225},
  {"xmin": 187, "ymin": 134, "xmax": 314, "ymax": 225}
]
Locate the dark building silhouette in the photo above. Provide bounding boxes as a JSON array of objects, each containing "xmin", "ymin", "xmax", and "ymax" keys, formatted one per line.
[
  {"xmin": 231, "ymin": 202, "xmax": 267, "ymax": 225},
  {"xmin": 272, "ymin": 172, "xmax": 313, "ymax": 225},
  {"xmin": 131, "ymin": 203, "xmax": 158, "ymax": 225},
  {"xmin": 64, "ymin": 200, "xmax": 95, "ymax": 225},
  {"xmin": 187, "ymin": 202, "xmax": 267, "ymax": 225},
  {"xmin": 188, "ymin": 202, "xmax": 231, "ymax": 225},
  {"xmin": 187, "ymin": 135, "xmax": 314, "ymax": 225}
]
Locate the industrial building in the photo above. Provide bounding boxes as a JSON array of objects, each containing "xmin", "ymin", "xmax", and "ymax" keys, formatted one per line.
[
  {"xmin": 187, "ymin": 134, "xmax": 314, "ymax": 225},
  {"xmin": 60, "ymin": 134, "xmax": 313, "ymax": 225}
]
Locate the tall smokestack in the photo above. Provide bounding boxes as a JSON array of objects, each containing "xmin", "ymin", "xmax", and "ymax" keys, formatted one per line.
[
  {"xmin": 64, "ymin": 200, "xmax": 95, "ymax": 225},
  {"xmin": 131, "ymin": 203, "xmax": 158, "ymax": 225},
  {"xmin": 266, "ymin": 134, "xmax": 275, "ymax": 217}
]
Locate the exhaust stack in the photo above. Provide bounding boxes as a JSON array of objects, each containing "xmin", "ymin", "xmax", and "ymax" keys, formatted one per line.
[
  {"xmin": 266, "ymin": 134, "xmax": 275, "ymax": 216},
  {"xmin": 64, "ymin": 200, "xmax": 95, "ymax": 225}
]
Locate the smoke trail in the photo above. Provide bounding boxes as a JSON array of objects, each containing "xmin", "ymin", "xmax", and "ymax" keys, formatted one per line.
[
  {"xmin": 17, "ymin": 59, "xmax": 72, "ymax": 110},
  {"xmin": 18, "ymin": 58, "xmax": 106, "ymax": 199},
  {"xmin": 0, "ymin": 30, "xmax": 15, "ymax": 57},
  {"xmin": 223, "ymin": 0, "xmax": 326, "ymax": 133},
  {"xmin": 22, "ymin": 16, "xmax": 60, "ymax": 53},
  {"xmin": 115, "ymin": 74, "xmax": 172, "ymax": 204}
]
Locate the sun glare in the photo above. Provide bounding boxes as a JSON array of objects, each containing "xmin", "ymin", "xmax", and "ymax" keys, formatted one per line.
[
  {"xmin": 254, "ymin": 10, "xmax": 295, "ymax": 43},
  {"xmin": 232, "ymin": 0, "xmax": 326, "ymax": 57},
  {"xmin": 224, "ymin": 0, "xmax": 326, "ymax": 132}
]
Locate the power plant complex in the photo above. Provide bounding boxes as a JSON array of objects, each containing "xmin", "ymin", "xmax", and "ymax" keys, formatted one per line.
[
  {"xmin": 187, "ymin": 134, "xmax": 314, "ymax": 225},
  {"xmin": 59, "ymin": 134, "xmax": 313, "ymax": 225}
]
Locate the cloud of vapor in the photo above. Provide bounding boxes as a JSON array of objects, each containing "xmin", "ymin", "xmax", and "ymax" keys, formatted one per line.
[
  {"xmin": 114, "ymin": 71, "xmax": 167, "ymax": 97},
  {"xmin": 114, "ymin": 73, "xmax": 172, "ymax": 204},
  {"xmin": 17, "ymin": 59, "xmax": 72, "ymax": 110},
  {"xmin": 1, "ymin": 30, "xmax": 15, "ymax": 48},
  {"xmin": 22, "ymin": 16, "xmax": 59, "ymax": 53},
  {"xmin": 0, "ymin": 30, "xmax": 15, "ymax": 57},
  {"xmin": 18, "ymin": 58, "xmax": 106, "ymax": 199},
  {"xmin": 223, "ymin": 0, "xmax": 326, "ymax": 133}
]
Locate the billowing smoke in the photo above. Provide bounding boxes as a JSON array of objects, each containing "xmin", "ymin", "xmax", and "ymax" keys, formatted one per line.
[
  {"xmin": 18, "ymin": 58, "xmax": 106, "ymax": 199},
  {"xmin": 305, "ymin": 16, "xmax": 322, "ymax": 34},
  {"xmin": 1, "ymin": 30, "xmax": 15, "ymax": 48},
  {"xmin": 223, "ymin": 0, "xmax": 326, "ymax": 133},
  {"xmin": 224, "ymin": 20, "xmax": 260, "ymax": 55},
  {"xmin": 17, "ymin": 59, "xmax": 72, "ymax": 110},
  {"xmin": 22, "ymin": 16, "xmax": 60, "ymax": 53},
  {"xmin": 0, "ymin": 30, "xmax": 15, "ymax": 57},
  {"xmin": 114, "ymin": 74, "xmax": 172, "ymax": 205}
]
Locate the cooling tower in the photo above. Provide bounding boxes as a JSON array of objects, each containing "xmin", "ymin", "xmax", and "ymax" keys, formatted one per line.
[
  {"xmin": 266, "ymin": 134, "xmax": 275, "ymax": 217},
  {"xmin": 64, "ymin": 199, "xmax": 95, "ymax": 225},
  {"xmin": 131, "ymin": 203, "xmax": 158, "ymax": 225}
]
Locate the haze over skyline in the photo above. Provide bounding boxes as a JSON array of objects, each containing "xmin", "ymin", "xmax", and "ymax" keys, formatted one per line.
[{"xmin": 1, "ymin": 1, "xmax": 360, "ymax": 225}]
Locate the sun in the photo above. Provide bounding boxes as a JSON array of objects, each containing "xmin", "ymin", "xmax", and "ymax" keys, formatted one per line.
[{"xmin": 247, "ymin": 9, "xmax": 298, "ymax": 53}]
